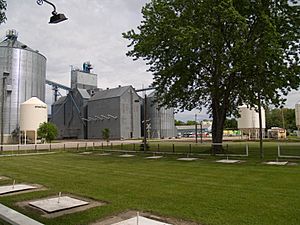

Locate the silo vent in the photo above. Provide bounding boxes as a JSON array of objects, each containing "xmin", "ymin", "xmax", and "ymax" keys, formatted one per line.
[{"xmin": 6, "ymin": 29, "xmax": 18, "ymax": 40}]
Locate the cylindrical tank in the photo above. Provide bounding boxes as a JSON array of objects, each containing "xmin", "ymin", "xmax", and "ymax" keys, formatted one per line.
[
  {"xmin": 0, "ymin": 30, "xmax": 46, "ymax": 141},
  {"xmin": 237, "ymin": 105, "xmax": 266, "ymax": 129},
  {"xmin": 20, "ymin": 97, "xmax": 48, "ymax": 133},
  {"xmin": 295, "ymin": 103, "xmax": 300, "ymax": 129},
  {"xmin": 146, "ymin": 92, "xmax": 176, "ymax": 138}
]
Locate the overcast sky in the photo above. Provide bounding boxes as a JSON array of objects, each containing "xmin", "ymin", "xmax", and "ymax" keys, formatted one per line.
[{"xmin": 1, "ymin": 0, "xmax": 299, "ymax": 122}]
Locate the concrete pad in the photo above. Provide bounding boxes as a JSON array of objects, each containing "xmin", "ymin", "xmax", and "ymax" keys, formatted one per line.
[
  {"xmin": 266, "ymin": 161, "xmax": 288, "ymax": 165},
  {"xmin": 0, "ymin": 184, "xmax": 37, "ymax": 195},
  {"xmin": 29, "ymin": 196, "xmax": 89, "ymax": 213},
  {"xmin": 177, "ymin": 158, "xmax": 198, "ymax": 161},
  {"xmin": 79, "ymin": 152, "xmax": 93, "ymax": 155},
  {"xmin": 0, "ymin": 203, "xmax": 44, "ymax": 225},
  {"xmin": 216, "ymin": 159, "xmax": 240, "ymax": 164},
  {"xmin": 119, "ymin": 154, "xmax": 135, "ymax": 158},
  {"xmin": 112, "ymin": 216, "xmax": 172, "ymax": 225},
  {"xmin": 96, "ymin": 153, "xmax": 111, "ymax": 156},
  {"xmin": 146, "ymin": 156, "xmax": 163, "ymax": 159},
  {"xmin": 0, "ymin": 176, "xmax": 9, "ymax": 180}
]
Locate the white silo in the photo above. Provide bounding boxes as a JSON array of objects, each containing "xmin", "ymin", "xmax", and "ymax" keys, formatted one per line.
[
  {"xmin": 237, "ymin": 105, "xmax": 266, "ymax": 139},
  {"xmin": 20, "ymin": 97, "xmax": 47, "ymax": 144},
  {"xmin": 295, "ymin": 103, "xmax": 300, "ymax": 130}
]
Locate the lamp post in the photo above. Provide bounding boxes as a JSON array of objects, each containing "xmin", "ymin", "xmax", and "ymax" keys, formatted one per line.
[
  {"xmin": 1, "ymin": 72, "xmax": 9, "ymax": 152},
  {"xmin": 200, "ymin": 120, "xmax": 203, "ymax": 144},
  {"xmin": 36, "ymin": 0, "xmax": 68, "ymax": 24},
  {"xmin": 195, "ymin": 114, "xmax": 198, "ymax": 143}
]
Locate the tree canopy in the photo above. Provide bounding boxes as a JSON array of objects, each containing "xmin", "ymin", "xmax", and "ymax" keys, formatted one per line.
[
  {"xmin": 0, "ymin": 0, "xmax": 6, "ymax": 24},
  {"xmin": 123, "ymin": 0, "xmax": 300, "ymax": 151},
  {"xmin": 266, "ymin": 107, "xmax": 296, "ymax": 131}
]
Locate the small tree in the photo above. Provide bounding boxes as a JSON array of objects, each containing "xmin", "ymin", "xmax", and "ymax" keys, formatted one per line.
[
  {"xmin": 102, "ymin": 128, "xmax": 110, "ymax": 144},
  {"xmin": 37, "ymin": 122, "xmax": 58, "ymax": 143}
]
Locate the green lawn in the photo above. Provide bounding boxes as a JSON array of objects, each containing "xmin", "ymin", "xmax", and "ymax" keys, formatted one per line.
[{"xmin": 0, "ymin": 143, "xmax": 299, "ymax": 225}]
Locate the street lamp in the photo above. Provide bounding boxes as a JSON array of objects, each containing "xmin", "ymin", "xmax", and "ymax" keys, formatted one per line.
[
  {"xmin": 37, "ymin": 0, "xmax": 68, "ymax": 24},
  {"xmin": 1, "ymin": 71, "xmax": 9, "ymax": 152}
]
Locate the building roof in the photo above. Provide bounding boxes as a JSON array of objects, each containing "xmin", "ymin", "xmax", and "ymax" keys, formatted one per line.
[
  {"xmin": 77, "ymin": 88, "xmax": 90, "ymax": 99},
  {"xmin": 52, "ymin": 96, "xmax": 67, "ymax": 105},
  {"xmin": 89, "ymin": 86, "xmax": 132, "ymax": 101}
]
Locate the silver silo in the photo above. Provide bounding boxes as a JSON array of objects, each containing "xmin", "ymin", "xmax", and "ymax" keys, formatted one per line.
[
  {"xmin": 0, "ymin": 30, "xmax": 46, "ymax": 143},
  {"xmin": 147, "ymin": 91, "xmax": 177, "ymax": 138}
]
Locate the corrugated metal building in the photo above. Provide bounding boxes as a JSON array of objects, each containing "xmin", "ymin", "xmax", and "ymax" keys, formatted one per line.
[
  {"xmin": 88, "ymin": 86, "xmax": 141, "ymax": 139},
  {"xmin": 51, "ymin": 88, "xmax": 90, "ymax": 139}
]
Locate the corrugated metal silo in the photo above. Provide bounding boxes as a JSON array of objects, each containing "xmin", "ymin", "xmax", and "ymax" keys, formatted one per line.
[
  {"xmin": 295, "ymin": 103, "xmax": 300, "ymax": 129},
  {"xmin": 0, "ymin": 30, "xmax": 46, "ymax": 143},
  {"xmin": 146, "ymin": 92, "xmax": 176, "ymax": 138}
]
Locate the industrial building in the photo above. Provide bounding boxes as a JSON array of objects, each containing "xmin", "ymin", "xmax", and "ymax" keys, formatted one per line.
[
  {"xmin": 0, "ymin": 30, "xmax": 176, "ymax": 143},
  {"xmin": 88, "ymin": 86, "xmax": 141, "ymax": 139},
  {"xmin": 0, "ymin": 30, "xmax": 46, "ymax": 143}
]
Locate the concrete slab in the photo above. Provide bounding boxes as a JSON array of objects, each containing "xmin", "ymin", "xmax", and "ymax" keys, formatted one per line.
[
  {"xmin": 0, "ymin": 203, "xmax": 44, "ymax": 225},
  {"xmin": 0, "ymin": 176, "xmax": 9, "ymax": 180},
  {"xmin": 119, "ymin": 154, "xmax": 135, "ymax": 158},
  {"xmin": 177, "ymin": 158, "xmax": 198, "ymax": 161},
  {"xmin": 29, "ymin": 196, "xmax": 89, "ymax": 213},
  {"xmin": 79, "ymin": 152, "xmax": 93, "ymax": 155},
  {"xmin": 112, "ymin": 216, "xmax": 172, "ymax": 225},
  {"xmin": 216, "ymin": 159, "xmax": 240, "ymax": 164},
  {"xmin": 0, "ymin": 184, "xmax": 37, "ymax": 195},
  {"xmin": 96, "ymin": 153, "xmax": 111, "ymax": 156},
  {"xmin": 266, "ymin": 161, "xmax": 288, "ymax": 165},
  {"xmin": 146, "ymin": 156, "xmax": 163, "ymax": 159}
]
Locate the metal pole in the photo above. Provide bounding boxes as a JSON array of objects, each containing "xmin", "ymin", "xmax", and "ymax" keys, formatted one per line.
[
  {"xmin": 1, "ymin": 72, "xmax": 8, "ymax": 152},
  {"xmin": 195, "ymin": 114, "xmax": 198, "ymax": 143},
  {"xmin": 143, "ymin": 94, "xmax": 147, "ymax": 151},
  {"xmin": 200, "ymin": 121, "xmax": 203, "ymax": 144}
]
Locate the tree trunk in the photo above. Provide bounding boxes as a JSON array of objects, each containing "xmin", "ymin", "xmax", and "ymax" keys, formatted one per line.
[{"xmin": 211, "ymin": 99, "xmax": 226, "ymax": 154}]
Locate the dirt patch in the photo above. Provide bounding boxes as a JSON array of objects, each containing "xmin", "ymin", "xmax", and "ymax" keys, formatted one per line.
[
  {"xmin": 17, "ymin": 193, "xmax": 106, "ymax": 218},
  {"xmin": 90, "ymin": 210, "xmax": 201, "ymax": 225}
]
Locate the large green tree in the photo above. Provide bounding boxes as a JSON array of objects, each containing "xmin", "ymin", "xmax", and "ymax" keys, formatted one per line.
[
  {"xmin": 0, "ymin": 0, "xmax": 6, "ymax": 24},
  {"xmin": 266, "ymin": 107, "xmax": 296, "ymax": 131},
  {"xmin": 123, "ymin": 0, "xmax": 300, "ymax": 152}
]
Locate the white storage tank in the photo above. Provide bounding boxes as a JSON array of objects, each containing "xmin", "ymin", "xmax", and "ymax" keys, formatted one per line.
[
  {"xmin": 20, "ymin": 97, "xmax": 47, "ymax": 144},
  {"xmin": 237, "ymin": 105, "xmax": 266, "ymax": 139},
  {"xmin": 295, "ymin": 103, "xmax": 300, "ymax": 129}
]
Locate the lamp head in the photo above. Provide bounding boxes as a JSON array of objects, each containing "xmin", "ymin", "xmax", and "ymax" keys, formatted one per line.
[{"xmin": 49, "ymin": 12, "xmax": 68, "ymax": 24}]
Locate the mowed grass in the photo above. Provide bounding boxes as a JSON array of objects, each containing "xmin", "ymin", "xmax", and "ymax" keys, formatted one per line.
[{"xmin": 0, "ymin": 142, "xmax": 299, "ymax": 225}]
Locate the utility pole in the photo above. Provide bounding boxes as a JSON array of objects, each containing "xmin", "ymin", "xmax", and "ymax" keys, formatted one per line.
[
  {"xmin": 1, "ymin": 72, "xmax": 9, "ymax": 152},
  {"xmin": 195, "ymin": 114, "xmax": 198, "ymax": 143},
  {"xmin": 200, "ymin": 121, "xmax": 203, "ymax": 144},
  {"xmin": 143, "ymin": 94, "xmax": 147, "ymax": 151}
]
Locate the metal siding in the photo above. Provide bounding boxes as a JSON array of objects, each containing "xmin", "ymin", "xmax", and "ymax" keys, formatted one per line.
[
  {"xmin": 0, "ymin": 46, "xmax": 46, "ymax": 136},
  {"xmin": 87, "ymin": 97, "xmax": 121, "ymax": 139}
]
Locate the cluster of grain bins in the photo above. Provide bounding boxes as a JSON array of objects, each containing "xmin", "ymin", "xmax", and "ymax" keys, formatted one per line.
[
  {"xmin": 237, "ymin": 105, "xmax": 266, "ymax": 139},
  {"xmin": 0, "ymin": 30, "xmax": 46, "ymax": 143}
]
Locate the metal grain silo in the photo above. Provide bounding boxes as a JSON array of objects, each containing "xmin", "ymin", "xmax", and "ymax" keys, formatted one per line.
[
  {"xmin": 237, "ymin": 105, "xmax": 266, "ymax": 139},
  {"xmin": 295, "ymin": 103, "xmax": 300, "ymax": 129},
  {"xmin": 0, "ymin": 30, "xmax": 46, "ymax": 143},
  {"xmin": 146, "ymin": 92, "xmax": 176, "ymax": 138}
]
